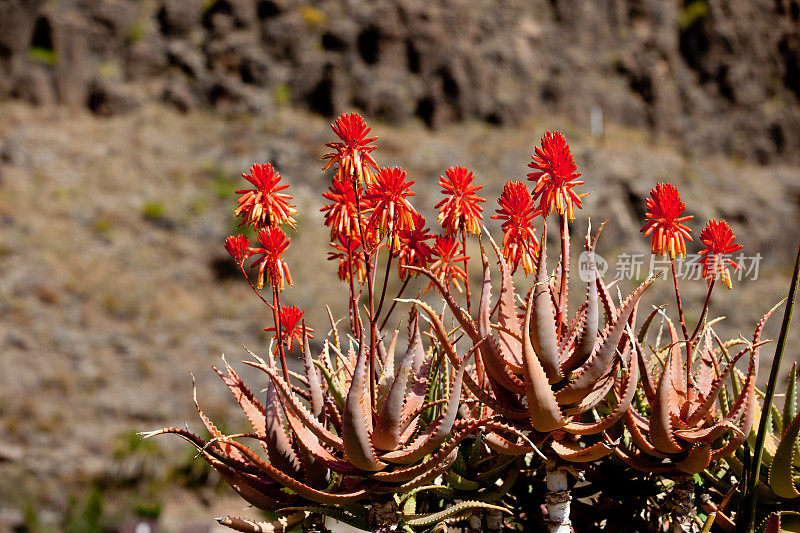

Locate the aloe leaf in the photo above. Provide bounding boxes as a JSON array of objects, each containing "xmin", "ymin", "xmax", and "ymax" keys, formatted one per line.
[
  {"xmin": 313, "ymin": 359, "xmax": 346, "ymax": 410},
  {"xmin": 341, "ymin": 338, "xmax": 386, "ymax": 471},
  {"xmin": 740, "ymin": 240, "xmax": 800, "ymax": 533},
  {"xmin": 216, "ymin": 511, "xmax": 308, "ymax": 532},
  {"xmin": 784, "ymin": 362, "xmax": 798, "ymax": 438},
  {"xmin": 769, "ymin": 410, "xmax": 800, "ymax": 499},
  {"xmin": 404, "ymin": 501, "xmax": 509, "ymax": 527},
  {"xmin": 277, "ymin": 506, "xmax": 368, "ymax": 530}
]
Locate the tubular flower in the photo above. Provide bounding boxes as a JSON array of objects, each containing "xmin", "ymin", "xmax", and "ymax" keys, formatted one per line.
[
  {"xmin": 527, "ymin": 131, "xmax": 585, "ymax": 220},
  {"xmin": 234, "ymin": 163, "xmax": 297, "ymax": 229},
  {"xmin": 640, "ymin": 182, "xmax": 693, "ymax": 258},
  {"xmin": 698, "ymin": 219, "xmax": 743, "ymax": 289},
  {"xmin": 491, "ymin": 181, "xmax": 540, "ymax": 275},
  {"xmin": 251, "ymin": 227, "xmax": 293, "ymax": 290},
  {"xmin": 264, "ymin": 306, "xmax": 313, "ymax": 352},
  {"xmin": 395, "ymin": 212, "xmax": 434, "ymax": 279},
  {"xmin": 328, "ymin": 234, "xmax": 367, "ymax": 283},
  {"xmin": 435, "ymin": 166, "xmax": 485, "ymax": 236},
  {"xmin": 321, "ymin": 178, "xmax": 367, "ymax": 240},
  {"xmin": 322, "ymin": 112, "xmax": 379, "ymax": 187},
  {"xmin": 224, "ymin": 234, "xmax": 251, "ymax": 265},
  {"xmin": 364, "ymin": 166, "xmax": 418, "ymax": 241},
  {"xmin": 427, "ymin": 235, "xmax": 469, "ymax": 293}
]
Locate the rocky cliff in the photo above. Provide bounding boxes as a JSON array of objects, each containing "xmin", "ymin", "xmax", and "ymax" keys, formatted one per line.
[{"xmin": 1, "ymin": 0, "xmax": 799, "ymax": 162}]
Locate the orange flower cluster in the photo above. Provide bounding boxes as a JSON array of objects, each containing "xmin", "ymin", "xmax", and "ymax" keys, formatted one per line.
[
  {"xmin": 641, "ymin": 182, "xmax": 693, "ymax": 258},
  {"xmin": 224, "ymin": 234, "xmax": 251, "ymax": 265},
  {"xmin": 428, "ymin": 235, "xmax": 469, "ymax": 293},
  {"xmin": 234, "ymin": 163, "xmax": 297, "ymax": 229},
  {"xmin": 395, "ymin": 212, "xmax": 434, "ymax": 279},
  {"xmin": 328, "ymin": 234, "xmax": 367, "ymax": 283},
  {"xmin": 435, "ymin": 166, "xmax": 485, "ymax": 236},
  {"xmin": 699, "ymin": 219, "xmax": 742, "ymax": 289},
  {"xmin": 264, "ymin": 306, "xmax": 313, "ymax": 352},
  {"xmin": 364, "ymin": 166, "xmax": 418, "ymax": 240},
  {"xmin": 321, "ymin": 179, "xmax": 366, "ymax": 240},
  {"xmin": 251, "ymin": 227, "xmax": 293, "ymax": 290},
  {"xmin": 527, "ymin": 131, "xmax": 585, "ymax": 220},
  {"xmin": 492, "ymin": 181, "xmax": 540, "ymax": 275},
  {"xmin": 322, "ymin": 112, "xmax": 379, "ymax": 186}
]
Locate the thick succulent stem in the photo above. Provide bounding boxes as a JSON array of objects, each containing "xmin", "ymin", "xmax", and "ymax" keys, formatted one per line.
[
  {"xmin": 368, "ymin": 500, "xmax": 399, "ymax": 533},
  {"xmin": 671, "ymin": 473, "xmax": 696, "ymax": 533},
  {"xmin": 545, "ymin": 460, "xmax": 572, "ymax": 533},
  {"xmin": 469, "ymin": 513, "xmax": 483, "ymax": 533},
  {"xmin": 303, "ymin": 513, "xmax": 330, "ymax": 533},
  {"xmin": 486, "ymin": 508, "xmax": 504, "ymax": 533}
]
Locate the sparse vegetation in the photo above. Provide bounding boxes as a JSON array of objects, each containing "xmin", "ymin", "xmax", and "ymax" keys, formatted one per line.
[
  {"xmin": 678, "ymin": 0, "xmax": 710, "ymax": 29},
  {"xmin": 299, "ymin": 6, "xmax": 327, "ymax": 29},
  {"xmin": 141, "ymin": 202, "xmax": 165, "ymax": 220},
  {"xmin": 29, "ymin": 47, "xmax": 58, "ymax": 66}
]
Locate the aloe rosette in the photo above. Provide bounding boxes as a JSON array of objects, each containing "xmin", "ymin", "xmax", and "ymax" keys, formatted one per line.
[
  {"xmin": 145, "ymin": 311, "xmax": 528, "ymax": 531},
  {"xmin": 407, "ymin": 217, "xmax": 653, "ymax": 531}
]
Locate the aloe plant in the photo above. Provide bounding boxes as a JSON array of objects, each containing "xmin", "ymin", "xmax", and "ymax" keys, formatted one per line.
[
  {"xmin": 145, "ymin": 311, "xmax": 532, "ymax": 531},
  {"xmin": 410, "ymin": 217, "xmax": 652, "ymax": 531},
  {"xmin": 705, "ymin": 362, "xmax": 800, "ymax": 531},
  {"xmin": 737, "ymin": 241, "xmax": 800, "ymax": 533}
]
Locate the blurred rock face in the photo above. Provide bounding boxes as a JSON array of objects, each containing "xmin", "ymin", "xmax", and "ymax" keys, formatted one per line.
[{"xmin": 0, "ymin": 0, "xmax": 799, "ymax": 162}]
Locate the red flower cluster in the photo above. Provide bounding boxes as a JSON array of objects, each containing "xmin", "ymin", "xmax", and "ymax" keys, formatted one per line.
[
  {"xmin": 321, "ymin": 179, "xmax": 366, "ymax": 240},
  {"xmin": 224, "ymin": 234, "xmax": 251, "ymax": 265},
  {"xmin": 264, "ymin": 306, "xmax": 313, "ymax": 352},
  {"xmin": 698, "ymin": 219, "xmax": 742, "ymax": 289},
  {"xmin": 527, "ymin": 131, "xmax": 585, "ymax": 220},
  {"xmin": 641, "ymin": 182, "xmax": 693, "ymax": 258},
  {"xmin": 365, "ymin": 166, "xmax": 418, "ymax": 240},
  {"xmin": 322, "ymin": 113, "xmax": 379, "ymax": 186},
  {"xmin": 251, "ymin": 227, "xmax": 293, "ymax": 290},
  {"xmin": 435, "ymin": 166, "xmax": 485, "ymax": 236},
  {"xmin": 234, "ymin": 163, "xmax": 297, "ymax": 229},
  {"xmin": 427, "ymin": 235, "xmax": 469, "ymax": 293},
  {"xmin": 492, "ymin": 181, "xmax": 540, "ymax": 275},
  {"xmin": 328, "ymin": 234, "xmax": 367, "ymax": 283},
  {"xmin": 395, "ymin": 212, "xmax": 434, "ymax": 279}
]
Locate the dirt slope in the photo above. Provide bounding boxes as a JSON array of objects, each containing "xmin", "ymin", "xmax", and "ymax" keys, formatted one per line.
[{"xmin": 0, "ymin": 101, "xmax": 798, "ymax": 529}]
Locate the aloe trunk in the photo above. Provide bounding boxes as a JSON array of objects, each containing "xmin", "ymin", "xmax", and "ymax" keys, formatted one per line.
[
  {"xmin": 368, "ymin": 501, "xmax": 399, "ymax": 533},
  {"xmin": 469, "ymin": 513, "xmax": 482, "ymax": 533},
  {"xmin": 486, "ymin": 509, "xmax": 504, "ymax": 533},
  {"xmin": 468, "ymin": 511, "xmax": 483, "ymax": 533},
  {"xmin": 305, "ymin": 514, "xmax": 330, "ymax": 533},
  {"xmin": 545, "ymin": 460, "xmax": 572, "ymax": 533},
  {"xmin": 671, "ymin": 473, "xmax": 696, "ymax": 533}
]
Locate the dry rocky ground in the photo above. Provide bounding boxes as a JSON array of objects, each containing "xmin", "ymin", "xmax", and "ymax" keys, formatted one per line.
[{"xmin": 0, "ymin": 101, "xmax": 799, "ymax": 531}]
